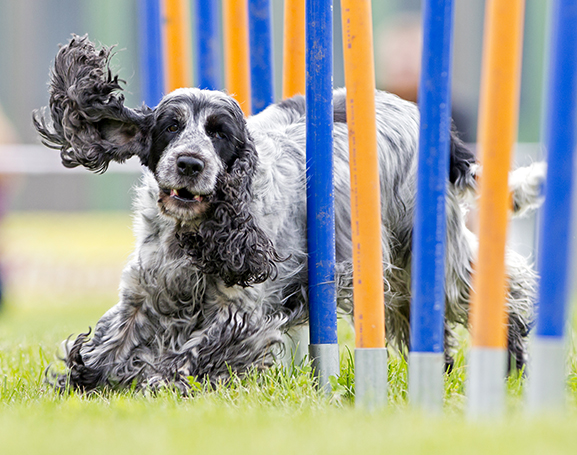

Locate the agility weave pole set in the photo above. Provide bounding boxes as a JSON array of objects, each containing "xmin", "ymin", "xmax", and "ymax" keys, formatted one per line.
[{"xmin": 138, "ymin": 0, "xmax": 577, "ymax": 413}]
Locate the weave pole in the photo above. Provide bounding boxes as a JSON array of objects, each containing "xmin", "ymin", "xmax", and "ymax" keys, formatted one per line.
[
  {"xmin": 409, "ymin": 0, "xmax": 455, "ymax": 412},
  {"xmin": 528, "ymin": 0, "xmax": 577, "ymax": 412},
  {"xmin": 468, "ymin": 0, "xmax": 525, "ymax": 418},
  {"xmin": 341, "ymin": 0, "xmax": 387, "ymax": 409},
  {"xmin": 282, "ymin": 0, "xmax": 305, "ymax": 98},
  {"xmin": 248, "ymin": 0, "xmax": 274, "ymax": 113},
  {"xmin": 194, "ymin": 0, "xmax": 222, "ymax": 90},
  {"xmin": 306, "ymin": 0, "xmax": 339, "ymax": 393},
  {"xmin": 163, "ymin": 0, "xmax": 193, "ymax": 92},
  {"xmin": 222, "ymin": 0, "xmax": 251, "ymax": 116},
  {"xmin": 279, "ymin": 0, "xmax": 307, "ymax": 364},
  {"xmin": 138, "ymin": 0, "xmax": 164, "ymax": 107}
]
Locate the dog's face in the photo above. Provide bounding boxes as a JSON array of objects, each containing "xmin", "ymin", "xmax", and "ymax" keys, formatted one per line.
[
  {"xmin": 147, "ymin": 89, "xmax": 249, "ymax": 222},
  {"xmin": 34, "ymin": 35, "xmax": 279, "ymax": 287}
]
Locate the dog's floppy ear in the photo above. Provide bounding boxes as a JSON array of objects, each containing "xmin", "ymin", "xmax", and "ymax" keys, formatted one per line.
[
  {"xmin": 181, "ymin": 122, "xmax": 283, "ymax": 288},
  {"xmin": 33, "ymin": 35, "xmax": 153, "ymax": 173}
]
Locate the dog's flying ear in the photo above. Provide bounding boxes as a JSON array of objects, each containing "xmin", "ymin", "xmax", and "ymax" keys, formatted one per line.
[{"xmin": 33, "ymin": 35, "xmax": 153, "ymax": 173}]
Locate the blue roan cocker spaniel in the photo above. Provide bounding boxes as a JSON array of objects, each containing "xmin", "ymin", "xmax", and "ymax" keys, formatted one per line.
[{"xmin": 33, "ymin": 35, "xmax": 544, "ymax": 392}]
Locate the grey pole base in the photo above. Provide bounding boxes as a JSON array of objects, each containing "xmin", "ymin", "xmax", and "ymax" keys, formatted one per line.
[
  {"xmin": 309, "ymin": 343, "xmax": 340, "ymax": 394},
  {"xmin": 408, "ymin": 351, "xmax": 444, "ymax": 412},
  {"xmin": 467, "ymin": 347, "xmax": 507, "ymax": 419},
  {"xmin": 527, "ymin": 336, "xmax": 566, "ymax": 412},
  {"xmin": 355, "ymin": 347, "xmax": 388, "ymax": 410}
]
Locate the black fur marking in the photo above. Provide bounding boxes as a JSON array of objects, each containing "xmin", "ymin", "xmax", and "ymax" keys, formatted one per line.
[
  {"xmin": 47, "ymin": 329, "xmax": 111, "ymax": 392},
  {"xmin": 333, "ymin": 91, "xmax": 348, "ymax": 124},
  {"xmin": 449, "ymin": 127, "xmax": 476, "ymax": 187},
  {"xmin": 507, "ymin": 316, "xmax": 529, "ymax": 373},
  {"xmin": 148, "ymin": 104, "xmax": 187, "ymax": 172},
  {"xmin": 205, "ymin": 113, "xmax": 243, "ymax": 170}
]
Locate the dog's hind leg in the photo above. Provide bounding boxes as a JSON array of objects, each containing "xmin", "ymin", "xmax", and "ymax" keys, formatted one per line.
[
  {"xmin": 504, "ymin": 247, "xmax": 537, "ymax": 372},
  {"xmin": 335, "ymin": 257, "xmax": 413, "ymax": 357},
  {"xmin": 443, "ymin": 194, "xmax": 537, "ymax": 374},
  {"xmin": 442, "ymin": 192, "xmax": 475, "ymax": 362},
  {"xmin": 443, "ymin": 322, "xmax": 460, "ymax": 373}
]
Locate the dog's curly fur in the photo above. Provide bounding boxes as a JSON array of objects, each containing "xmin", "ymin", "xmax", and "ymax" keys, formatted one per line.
[{"xmin": 33, "ymin": 35, "xmax": 544, "ymax": 392}]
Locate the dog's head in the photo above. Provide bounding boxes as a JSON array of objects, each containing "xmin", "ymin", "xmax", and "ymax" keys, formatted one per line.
[
  {"xmin": 33, "ymin": 35, "xmax": 280, "ymax": 287},
  {"xmin": 149, "ymin": 88, "xmax": 254, "ymax": 222}
]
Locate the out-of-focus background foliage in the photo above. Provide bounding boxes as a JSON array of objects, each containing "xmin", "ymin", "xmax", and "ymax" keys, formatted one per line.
[{"xmin": 0, "ymin": 0, "xmax": 547, "ymax": 148}]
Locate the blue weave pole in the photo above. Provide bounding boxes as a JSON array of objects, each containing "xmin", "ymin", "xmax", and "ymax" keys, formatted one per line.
[
  {"xmin": 194, "ymin": 0, "xmax": 222, "ymax": 90},
  {"xmin": 408, "ymin": 0, "xmax": 455, "ymax": 411},
  {"xmin": 528, "ymin": 0, "xmax": 577, "ymax": 411},
  {"xmin": 306, "ymin": 0, "xmax": 338, "ymax": 391},
  {"xmin": 535, "ymin": 0, "xmax": 577, "ymax": 340},
  {"xmin": 138, "ymin": 0, "xmax": 164, "ymax": 107},
  {"xmin": 248, "ymin": 0, "xmax": 274, "ymax": 113}
]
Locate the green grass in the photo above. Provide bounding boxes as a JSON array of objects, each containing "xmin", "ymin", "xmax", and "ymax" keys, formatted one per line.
[{"xmin": 2, "ymin": 212, "xmax": 577, "ymax": 455}]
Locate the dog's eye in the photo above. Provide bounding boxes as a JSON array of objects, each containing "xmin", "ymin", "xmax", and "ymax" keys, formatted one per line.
[
  {"xmin": 207, "ymin": 129, "xmax": 226, "ymax": 140},
  {"xmin": 166, "ymin": 124, "xmax": 179, "ymax": 133}
]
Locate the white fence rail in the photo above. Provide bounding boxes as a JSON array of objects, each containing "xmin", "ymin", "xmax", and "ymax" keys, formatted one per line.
[{"xmin": 0, "ymin": 144, "xmax": 143, "ymax": 175}]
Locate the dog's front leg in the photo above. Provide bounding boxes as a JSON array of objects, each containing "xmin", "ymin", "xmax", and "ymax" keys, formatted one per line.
[
  {"xmin": 153, "ymin": 301, "xmax": 287, "ymax": 389},
  {"xmin": 52, "ymin": 291, "xmax": 158, "ymax": 392}
]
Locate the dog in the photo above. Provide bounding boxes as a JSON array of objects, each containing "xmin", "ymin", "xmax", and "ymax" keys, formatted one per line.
[{"xmin": 33, "ymin": 35, "xmax": 543, "ymax": 392}]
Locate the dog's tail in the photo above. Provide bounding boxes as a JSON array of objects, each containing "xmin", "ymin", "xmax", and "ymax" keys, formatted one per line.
[
  {"xmin": 450, "ymin": 133, "xmax": 545, "ymax": 217},
  {"xmin": 508, "ymin": 161, "xmax": 546, "ymax": 217}
]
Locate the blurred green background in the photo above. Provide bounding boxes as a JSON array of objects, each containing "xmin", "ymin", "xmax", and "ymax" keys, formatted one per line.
[
  {"xmin": 0, "ymin": 0, "xmax": 549, "ymax": 214},
  {"xmin": 0, "ymin": 0, "xmax": 547, "ymax": 145}
]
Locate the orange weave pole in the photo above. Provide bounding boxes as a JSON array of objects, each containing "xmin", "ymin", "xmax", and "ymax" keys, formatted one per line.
[
  {"xmin": 341, "ymin": 0, "xmax": 385, "ymax": 349},
  {"xmin": 223, "ymin": 0, "xmax": 251, "ymax": 116},
  {"xmin": 163, "ymin": 0, "xmax": 193, "ymax": 92},
  {"xmin": 470, "ymin": 0, "xmax": 525, "ymax": 349},
  {"xmin": 282, "ymin": 0, "xmax": 305, "ymax": 99}
]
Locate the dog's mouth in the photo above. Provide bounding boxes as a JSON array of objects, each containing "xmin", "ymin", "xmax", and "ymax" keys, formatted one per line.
[
  {"xmin": 164, "ymin": 187, "xmax": 205, "ymax": 203},
  {"xmin": 158, "ymin": 187, "xmax": 211, "ymax": 221}
]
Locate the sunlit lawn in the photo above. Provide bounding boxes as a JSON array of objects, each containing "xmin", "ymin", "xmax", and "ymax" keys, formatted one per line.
[{"xmin": 1, "ymin": 212, "xmax": 577, "ymax": 455}]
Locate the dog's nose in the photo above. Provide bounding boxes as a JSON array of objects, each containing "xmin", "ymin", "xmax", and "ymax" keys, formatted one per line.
[{"xmin": 176, "ymin": 156, "xmax": 205, "ymax": 176}]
